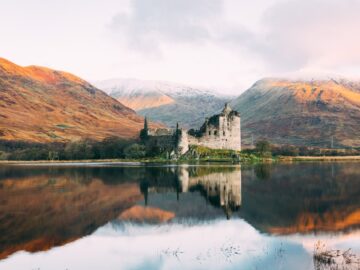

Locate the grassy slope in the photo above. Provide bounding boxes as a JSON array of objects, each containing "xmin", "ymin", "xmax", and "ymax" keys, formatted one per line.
[
  {"xmin": 0, "ymin": 58, "xmax": 157, "ymax": 142},
  {"xmin": 232, "ymin": 78, "xmax": 360, "ymax": 147}
]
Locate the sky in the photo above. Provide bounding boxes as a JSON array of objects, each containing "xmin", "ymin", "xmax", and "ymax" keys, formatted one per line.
[{"xmin": 1, "ymin": 0, "xmax": 360, "ymax": 94}]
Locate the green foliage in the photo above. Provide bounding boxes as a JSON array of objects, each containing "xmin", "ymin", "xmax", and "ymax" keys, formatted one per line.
[
  {"xmin": 123, "ymin": 143, "xmax": 146, "ymax": 159},
  {"xmin": 48, "ymin": 151, "xmax": 59, "ymax": 161},
  {"xmin": 1, "ymin": 137, "xmax": 358, "ymax": 161},
  {"xmin": 8, "ymin": 148, "xmax": 49, "ymax": 161},
  {"xmin": 239, "ymin": 152, "xmax": 263, "ymax": 163},
  {"xmin": 271, "ymin": 145, "xmax": 360, "ymax": 157},
  {"xmin": 0, "ymin": 151, "xmax": 9, "ymax": 160},
  {"xmin": 139, "ymin": 129, "xmax": 148, "ymax": 142},
  {"xmin": 0, "ymin": 137, "xmax": 136, "ymax": 161},
  {"xmin": 255, "ymin": 140, "xmax": 272, "ymax": 156},
  {"xmin": 64, "ymin": 139, "xmax": 95, "ymax": 160},
  {"xmin": 272, "ymin": 145, "xmax": 299, "ymax": 156},
  {"xmin": 98, "ymin": 137, "xmax": 130, "ymax": 159},
  {"xmin": 183, "ymin": 145, "xmax": 238, "ymax": 161}
]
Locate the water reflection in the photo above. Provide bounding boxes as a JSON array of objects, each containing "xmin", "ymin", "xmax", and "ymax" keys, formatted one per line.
[
  {"xmin": 0, "ymin": 162, "xmax": 359, "ymax": 268},
  {"xmin": 243, "ymin": 163, "xmax": 360, "ymax": 234},
  {"xmin": 140, "ymin": 166, "xmax": 242, "ymax": 219}
]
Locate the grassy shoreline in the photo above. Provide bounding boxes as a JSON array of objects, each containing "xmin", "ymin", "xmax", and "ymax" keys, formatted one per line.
[
  {"xmin": 0, "ymin": 155, "xmax": 359, "ymax": 166},
  {"xmin": 278, "ymin": 156, "xmax": 360, "ymax": 161}
]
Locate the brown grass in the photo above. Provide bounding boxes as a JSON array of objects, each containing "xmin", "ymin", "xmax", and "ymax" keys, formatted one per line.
[{"xmin": 0, "ymin": 57, "xmax": 162, "ymax": 143}]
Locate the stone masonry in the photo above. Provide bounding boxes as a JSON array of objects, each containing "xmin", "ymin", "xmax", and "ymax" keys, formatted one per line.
[{"xmin": 141, "ymin": 103, "xmax": 241, "ymax": 155}]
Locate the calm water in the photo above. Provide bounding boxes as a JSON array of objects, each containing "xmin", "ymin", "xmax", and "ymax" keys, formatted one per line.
[{"xmin": 0, "ymin": 162, "xmax": 359, "ymax": 270}]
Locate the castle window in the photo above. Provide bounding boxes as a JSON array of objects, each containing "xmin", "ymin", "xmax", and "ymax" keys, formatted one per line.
[
  {"xmin": 208, "ymin": 131, "xmax": 211, "ymax": 135},
  {"xmin": 214, "ymin": 131, "xmax": 218, "ymax": 136},
  {"xmin": 223, "ymin": 131, "xmax": 226, "ymax": 136}
]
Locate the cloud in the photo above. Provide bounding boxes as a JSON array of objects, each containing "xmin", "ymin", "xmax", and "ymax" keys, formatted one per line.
[
  {"xmin": 109, "ymin": 0, "xmax": 360, "ymax": 73},
  {"xmin": 109, "ymin": 0, "xmax": 223, "ymax": 53},
  {"xmin": 2, "ymin": 0, "xmax": 360, "ymax": 92},
  {"xmin": 99, "ymin": 0, "xmax": 360, "ymax": 92}
]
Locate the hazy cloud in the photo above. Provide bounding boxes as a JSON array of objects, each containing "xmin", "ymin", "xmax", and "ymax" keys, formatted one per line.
[
  {"xmin": 2, "ymin": 0, "xmax": 360, "ymax": 93},
  {"xmin": 109, "ymin": 0, "xmax": 223, "ymax": 52},
  {"xmin": 109, "ymin": 0, "xmax": 360, "ymax": 74}
]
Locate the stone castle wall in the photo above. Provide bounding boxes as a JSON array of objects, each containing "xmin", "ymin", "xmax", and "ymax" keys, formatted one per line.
[
  {"xmin": 145, "ymin": 135, "xmax": 177, "ymax": 151},
  {"xmin": 142, "ymin": 104, "xmax": 241, "ymax": 154},
  {"xmin": 188, "ymin": 112, "xmax": 241, "ymax": 151}
]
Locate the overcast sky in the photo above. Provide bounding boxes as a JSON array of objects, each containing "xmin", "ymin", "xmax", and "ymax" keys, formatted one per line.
[{"xmin": 1, "ymin": 0, "xmax": 360, "ymax": 93}]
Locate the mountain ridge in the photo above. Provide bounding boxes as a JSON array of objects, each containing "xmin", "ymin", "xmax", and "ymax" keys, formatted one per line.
[
  {"xmin": 232, "ymin": 77, "xmax": 360, "ymax": 147},
  {"xmin": 95, "ymin": 78, "xmax": 233, "ymax": 128},
  {"xmin": 0, "ymin": 58, "xmax": 157, "ymax": 142}
]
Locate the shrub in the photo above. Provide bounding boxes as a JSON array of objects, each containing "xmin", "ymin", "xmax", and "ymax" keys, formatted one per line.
[
  {"xmin": 124, "ymin": 143, "xmax": 146, "ymax": 159},
  {"xmin": 255, "ymin": 140, "xmax": 272, "ymax": 157},
  {"xmin": 0, "ymin": 151, "xmax": 9, "ymax": 160}
]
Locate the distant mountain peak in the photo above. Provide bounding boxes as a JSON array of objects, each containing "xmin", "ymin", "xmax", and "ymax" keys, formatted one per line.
[
  {"xmin": 95, "ymin": 78, "xmax": 228, "ymax": 98},
  {"xmin": 94, "ymin": 78, "xmax": 232, "ymax": 128}
]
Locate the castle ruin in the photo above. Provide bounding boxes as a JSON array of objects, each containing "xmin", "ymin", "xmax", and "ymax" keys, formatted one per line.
[{"xmin": 140, "ymin": 103, "xmax": 241, "ymax": 155}]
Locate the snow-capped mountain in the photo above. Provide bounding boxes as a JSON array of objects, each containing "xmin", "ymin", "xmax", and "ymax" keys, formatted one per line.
[{"xmin": 94, "ymin": 78, "xmax": 233, "ymax": 128}]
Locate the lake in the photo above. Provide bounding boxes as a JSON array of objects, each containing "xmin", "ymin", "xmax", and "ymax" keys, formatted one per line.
[{"xmin": 0, "ymin": 162, "xmax": 359, "ymax": 270}]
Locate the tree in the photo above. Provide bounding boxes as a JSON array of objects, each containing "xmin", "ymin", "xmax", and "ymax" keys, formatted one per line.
[
  {"xmin": 124, "ymin": 143, "xmax": 146, "ymax": 159},
  {"xmin": 140, "ymin": 117, "xmax": 149, "ymax": 142},
  {"xmin": 48, "ymin": 151, "xmax": 59, "ymax": 161},
  {"xmin": 64, "ymin": 139, "xmax": 95, "ymax": 160},
  {"xmin": 255, "ymin": 140, "xmax": 271, "ymax": 156},
  {"xmin": 99, "ymin": 136, "xmax": 129, "ymax": 159}
]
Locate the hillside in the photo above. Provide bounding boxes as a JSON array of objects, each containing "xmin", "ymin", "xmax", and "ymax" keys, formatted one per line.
[
  {"xmin": 0, "ymin": 58, "xmax": 151, "ymax": 142},
  {"xmin": 232, "ymin": 78, "xmax": 360, "ymax": 147},
  {"xmin": 95, "ymin": 79, "xmax": 232, "ymax": 129}
]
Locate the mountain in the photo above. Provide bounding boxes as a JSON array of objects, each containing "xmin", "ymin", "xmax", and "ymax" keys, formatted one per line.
[
  {"xmin": 232, "ymin": 78, "xmax": 360, "ymax": 147},
  {"xmin": 95, "ymin": 79, "xmax": 232, "ymax": 129},
  {"xmin": 94, "ymin": 78, "xmax": 175, "ymax": 110},
  {"xmin": 0, "ymin": 58, "xmax": 150, "ymax": 142}
]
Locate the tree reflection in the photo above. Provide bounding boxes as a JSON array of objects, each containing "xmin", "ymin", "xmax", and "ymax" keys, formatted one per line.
[{"xmin": 254, "ymin": 163, "xmax": 272, "ymax": 180}]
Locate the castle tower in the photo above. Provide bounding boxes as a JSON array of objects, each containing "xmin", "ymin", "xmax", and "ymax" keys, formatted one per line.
[
  {"xmin": 176, "ymin": 126, "xmax": 189, "ymax": 155},
  {"xmin": 219, "ymin": 103, "xmax": 241, "ymax": 151},
  {"xmin": 222, "ymin": 102, "xmax": 232, "ymax": 115}
]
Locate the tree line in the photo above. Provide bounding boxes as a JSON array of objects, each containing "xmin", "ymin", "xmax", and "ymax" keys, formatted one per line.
[
  {"xmin": 0, "ymin": 138, "xmax": 359, "ymax": 161},
  {"xmin": 0, "ymin": 137, "xmax": 146, "ymax": 161},
  {"xmin": 245, "ymin": 140, "xmax": 360, "ymax": 157}
]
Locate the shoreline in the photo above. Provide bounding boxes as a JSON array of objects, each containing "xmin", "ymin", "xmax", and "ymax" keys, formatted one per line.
[
  {"xmin": 0, "ymin": 155, "xmax": 360, "ymax": 166},
  {"xmin": 278, "ymin": 156, "xmax": 360, "ymax": 161},
  {"xmin": 0, "ymin": 159, "xmax": 146, "ymax": 166}
]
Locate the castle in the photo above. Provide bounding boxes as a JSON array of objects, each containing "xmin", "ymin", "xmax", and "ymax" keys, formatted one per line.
[{"xmin": 140, "ymin": 103, "xmax": 241, "ymax": 155}]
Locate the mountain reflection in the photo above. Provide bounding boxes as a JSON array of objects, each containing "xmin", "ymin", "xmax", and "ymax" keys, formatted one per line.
[
  {"xmin": 242, "ymin": 163, "xmax": 360, "ymax": 234},
  {"xmin": 0, "ymin": 162, "xmax": 359, "ymax": 260}
]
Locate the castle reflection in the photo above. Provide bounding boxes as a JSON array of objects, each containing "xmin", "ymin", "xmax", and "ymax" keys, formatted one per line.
[{"xmin": 139, "ymin": 166, "xmax": 242, "ymax": 219}]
